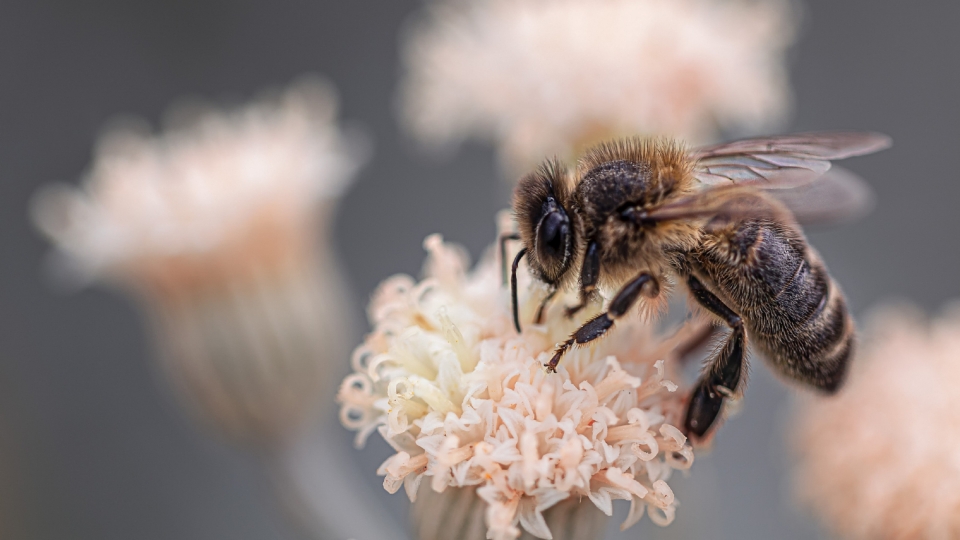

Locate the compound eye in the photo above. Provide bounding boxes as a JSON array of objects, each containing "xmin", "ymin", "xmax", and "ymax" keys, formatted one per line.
[{"xmin": 535, "ymin": 199, "xmax": 571, "ymax": 272}]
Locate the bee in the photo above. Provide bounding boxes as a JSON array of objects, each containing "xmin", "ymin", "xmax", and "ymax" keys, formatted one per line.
[{"xmin": 505, "ymin": 132, "xmax": 890, "ymax": 440}]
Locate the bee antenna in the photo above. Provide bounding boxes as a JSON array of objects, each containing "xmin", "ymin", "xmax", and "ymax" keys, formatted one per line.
[
  {"xmin": 499, "ymin": 233, "xmax": 520, "ymax": 286},
  {"xmin": 511, "ymin": 248, "xmax": 528, "ymax": 334}
]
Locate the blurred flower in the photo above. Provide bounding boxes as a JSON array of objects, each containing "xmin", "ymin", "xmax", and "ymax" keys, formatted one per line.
[
  {"xmin": 32, "ymin": 77, "xmax": 366, "ymax": 444},
  {"xmin": 338, "ymin": 232, "xmax": 694, "ymax": 540},
  {"xmin": 399, "ymin": 0, "xmax": 795, "ymax": 172},
  {"xmin": 791, "ymin": 305, "xmax": 960, "ymax": 540}
]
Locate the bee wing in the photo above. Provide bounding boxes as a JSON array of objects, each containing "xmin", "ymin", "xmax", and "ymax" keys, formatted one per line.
[
  {"xmin": 643, "ymin": 167, "xmax": 875, "ymax": 226},
  {"xmin": 766, "ymin": 166, "xmax": 875, "ymax": 225},
  {"xmin": 691, "ymin": 131, "xmax": 891, "ymax": 189},
  {"xmin": 641, "ymin": 186, "xmax": 770, "ymax": 222}
]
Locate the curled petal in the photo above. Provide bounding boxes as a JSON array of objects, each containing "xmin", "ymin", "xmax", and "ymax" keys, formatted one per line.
[
  {"xmin": 648, "ymin": 502, "xmax": 677, "ymax": 527},
  {"xmin": 630, "ymin": 433, "xmax": 660, "ymax": 461},
  {"xmin": 647, "ymin": 479, "xmax": 676, "ymax": 509},
  {"xmin": 666, "ymin": 445, "xmax": 695, "ymax": 470},
  {"xmin": 621, "ymin": 496, "xmax": 647, "ymax": 531},
  {"xmin": 659, "ymin": 424, "xmax": 687, "ymax": 450}
]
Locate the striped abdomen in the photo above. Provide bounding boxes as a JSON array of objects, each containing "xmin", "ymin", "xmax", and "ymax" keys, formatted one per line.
[{"xmin": 696, "ymin": 217, "xmax": 852, "ymax": 392}]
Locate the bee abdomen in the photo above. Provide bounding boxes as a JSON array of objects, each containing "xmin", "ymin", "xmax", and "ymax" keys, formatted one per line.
[
  {"xmin": 757, "ymin": 273, "xmax": 853, "ymax": 392},
  {"xmin": 701, "ymin": 219, "xmax": 853, "ymax": 392}
]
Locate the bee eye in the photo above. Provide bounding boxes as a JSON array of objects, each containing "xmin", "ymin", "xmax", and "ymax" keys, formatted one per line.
[{"xmin": 536, "ymin": 200, "xmax": 570, "ymax": 268}]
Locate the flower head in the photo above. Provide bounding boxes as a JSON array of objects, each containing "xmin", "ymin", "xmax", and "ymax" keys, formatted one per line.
[
  {"xmin": 32, "ymin": 76, "xmax": 365, "ymax": 295},
  {"xmin": 338, "ymin": 233, "xmax": 694, "ymax": 540},
  {"xmin": 399, "ymin": 0, "xmax": 795, "ymax": 171},
  {"xmin": 792, "ymin": 305, "xmax": 960, "ymax": 540},
  {"xmin": 31, "ymin": 77, "xmax": 365, "ymax": 443}
]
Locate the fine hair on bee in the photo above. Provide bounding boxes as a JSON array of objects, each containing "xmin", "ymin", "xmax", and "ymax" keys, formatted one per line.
[{"xmin": 504, "ymin": 131, "xmax": 890, "ymax": 440}]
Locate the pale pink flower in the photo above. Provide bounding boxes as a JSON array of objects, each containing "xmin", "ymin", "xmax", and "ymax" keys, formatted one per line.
[
  {"xmin": 32, "ymin": 76, "xmax": 363, "ymax": 293},
  {"xmin": 399, "ymin": 0, "xmax": 795, "ymax": 172},
  {"xmin": 338, "ymin": 233, "xmax": 694, "ymax": 540},
  {"xmin": 792, "ymin": 305, "xmax": 960, "ymax": 540},
  {"xmin": 32, "ymin": 77, "xmax": 365, "ymax": 442}
]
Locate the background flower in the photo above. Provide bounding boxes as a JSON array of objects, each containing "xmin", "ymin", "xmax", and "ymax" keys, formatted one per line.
[
  {"xmin": 28, "ymin": 76, "xmax": 407, "ymax": 540},
  {"xmin": 31, "ymin": 76, "xmax": 366, "ymax": 443},
  {"xmin": 791, "ymin": 304, "xmax": 960, "ymax": 540},
  {"xmin": 32, "ymin": 76, "xmax": 362, "ymax": 293},
  {"xmin": 398, "ymin": 0, "xmax": 795, "ymax": 172}
]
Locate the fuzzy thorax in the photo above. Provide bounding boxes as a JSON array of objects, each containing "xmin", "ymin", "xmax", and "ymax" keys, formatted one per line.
[{"xmin": 577, "ymin": 137, "xmax": 702, "ymax": 290}]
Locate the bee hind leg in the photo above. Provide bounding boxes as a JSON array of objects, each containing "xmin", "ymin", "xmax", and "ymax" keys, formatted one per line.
[
  {"xmin": 670, "ymin": 321, "xmax": 720, "ymax": 367},
  {"xmin": 545, "ymin": 272, "xmax": 659, "ymax": 372},
  {"xmin": 683, "ymin": 275, "xmax": 746, "ymax": 440}
]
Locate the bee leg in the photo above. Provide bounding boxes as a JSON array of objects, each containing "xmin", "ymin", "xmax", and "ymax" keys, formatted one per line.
[
  {"xmin": 534, "ymin": 288, "xmax": 558, "ymax": 324},
  {"xmin": 564, "ymin": 300, "xmax": 588, "ymax": 318},
  {"xmin": 565, "ymin": 241, "xmax": 601, "ymax": 318},
  {"xmin": 546, "ymin": 272, "xmax": 659, "ymax": 372},
  {"xmin": 672, "ymin": 322, "xmax": 719, "ymax": 367},
  {"xmin": 500, "ymin": 233, "xmax": 521, "ymax": 286},
  {"xmin": 683, "ymin": 275, "xmax": 746, "ymax": 439}
]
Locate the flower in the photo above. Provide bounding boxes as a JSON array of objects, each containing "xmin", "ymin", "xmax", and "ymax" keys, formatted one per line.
[
  {"xmin": 32, "ymin": 76, "xmax": 364, "ymax": 293},
  {"xmin": 338, "ymin": 232, "xmax": 695, "ymax": 540},
  {"xmin": 32, "ymin": 76, "xmax": 366, "ymax": 443},
  {"xmin": 398, "ymin": 0, "xmax": 795, "ymax": 172},
  {"xmin": 791, "ymin": 305, "xmax": 960, "ymax": 540}
]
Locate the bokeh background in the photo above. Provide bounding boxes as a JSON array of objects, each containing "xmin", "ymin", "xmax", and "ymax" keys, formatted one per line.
[{"xmin": 1, "ymin": 1, "xmax": 957, "ymax": 539}]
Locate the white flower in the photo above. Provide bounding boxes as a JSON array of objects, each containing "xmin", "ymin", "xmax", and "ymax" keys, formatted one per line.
[
  {"xmin": 791, "ymin": 305, "xmax": 960, "ymax": 540},
  {"xmin": 399, "ymin": 0, "xmax": 795, "ymax": 171},
  {"xmin": 338, "ymin": 233, "xmax": 694, "ymax": 540},
  {"xmin": 32, "ymin": 75, "xmax": 365, "ymax": 290},
  {"xmin": 31, "ymin": 77, "xmax": 365, "ymax": 442}
]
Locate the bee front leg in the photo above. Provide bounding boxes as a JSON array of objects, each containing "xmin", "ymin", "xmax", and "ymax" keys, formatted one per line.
[
  {"xmin": 683, "ymin": 274, "xmax": 746, "ymax": 440},
  {"xmin": 534, "ymin": 288, "xmax": 558, "ymax": 324},
  {"xmin": 564, "ymin": 241, "xmax": 600, "ymax": 318},
  {"xmin": 546, "ymin": 271, "xmax": 660, "ymax": 372}
]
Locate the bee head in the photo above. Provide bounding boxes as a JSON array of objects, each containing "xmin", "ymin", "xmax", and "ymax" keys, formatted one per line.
[{"xmin": 513, "ymin": 160, "xmax": 579, "ymax": 286}]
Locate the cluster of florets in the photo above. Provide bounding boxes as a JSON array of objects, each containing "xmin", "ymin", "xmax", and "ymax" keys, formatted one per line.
[
  {"xmin": 339, "ymin": 235, "xmax": 694, "ymax": 540},
  {"xmin": 31, "ymin": 77, "xmax": 363, "ymax": 287}
]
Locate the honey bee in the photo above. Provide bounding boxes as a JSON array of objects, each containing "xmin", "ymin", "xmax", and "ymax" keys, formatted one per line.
[{"xmin": 505, "ymin": 132, "xmax": 890, "ymax": 440}]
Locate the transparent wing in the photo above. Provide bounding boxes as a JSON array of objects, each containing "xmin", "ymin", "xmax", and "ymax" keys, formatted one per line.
[
  {"xmin": 768, "ymin": 166, "xmax": 875, "ymax": 225},
  {"xmin": 642, "ymin": 166, "xmax": 875, "ymax": 227},
  {"xmin": 641, "ymin": 186, "xmax": 772, "ymax": 223},
  {"xmin": 691, "ymin": 131, "xmax": 891, "ymax": 189}
]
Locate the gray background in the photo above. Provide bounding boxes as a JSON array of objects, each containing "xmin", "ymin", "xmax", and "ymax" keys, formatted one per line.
[{"xmin": 1, "ymin": 1, "xmax": 957, "ymax": 539}]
